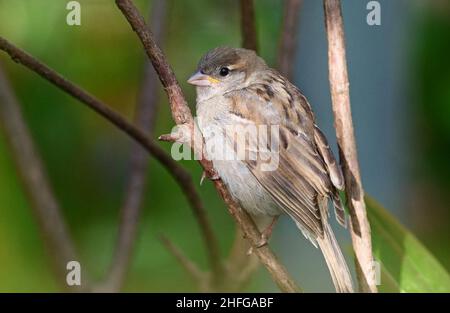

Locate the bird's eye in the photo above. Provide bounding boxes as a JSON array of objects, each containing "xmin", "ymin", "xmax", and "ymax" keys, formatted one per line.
[{"xmin": 219, "ymin": 67, "xmax": 230, "ymax": 76}]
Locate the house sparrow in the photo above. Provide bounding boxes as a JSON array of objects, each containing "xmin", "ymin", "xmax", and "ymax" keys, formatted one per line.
[{"xmin": 187, "ymin": 47, "xmax": 353, "ymax": 293}]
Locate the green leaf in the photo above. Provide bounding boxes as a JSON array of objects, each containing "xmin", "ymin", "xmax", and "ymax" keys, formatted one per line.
[{"xmin": 366, "ymin": 196, "xmax": 450, "ymax": 292}]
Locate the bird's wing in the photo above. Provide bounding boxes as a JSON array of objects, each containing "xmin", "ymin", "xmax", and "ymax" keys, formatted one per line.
[{"xmin": 222, "ymin": 77, "xmax": 342, "ymax": 237}]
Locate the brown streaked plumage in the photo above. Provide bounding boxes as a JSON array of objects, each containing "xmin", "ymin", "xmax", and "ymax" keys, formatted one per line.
[{"xmin": 188, "ymin": 47, "xmax": 353, "ymax": 292}]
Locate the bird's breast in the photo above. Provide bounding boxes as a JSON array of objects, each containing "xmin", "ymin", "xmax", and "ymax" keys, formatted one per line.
[{"xmin": 195, "ymin": 96, "xmax": 279, "ymax": 216}]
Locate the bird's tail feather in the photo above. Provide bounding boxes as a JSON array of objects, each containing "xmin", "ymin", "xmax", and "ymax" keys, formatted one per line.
[
  {"xmin": 316, "ymin": 222, "xmax": 354, "ymax": 293},
  {"xmin": 332, "ymin": 190, "xmax": 347, "ymax": 228}
]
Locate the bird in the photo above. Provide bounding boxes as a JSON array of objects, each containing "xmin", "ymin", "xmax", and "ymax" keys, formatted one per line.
[{"xmin": 187, "ymin": 46, "xmax": 354, "ymax": 293}]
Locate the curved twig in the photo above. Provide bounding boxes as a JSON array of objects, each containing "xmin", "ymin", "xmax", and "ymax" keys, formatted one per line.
[
  {"xmin": 159, "ymin": 235, "xmax": 206, "ymax": 285},
  {"xmin": 0, "ymin": 37, "xmax": 207, "ymax": 280},
  {"xmin": 0, "ymin": 65, "xmax": 86, "ymax": 290}
]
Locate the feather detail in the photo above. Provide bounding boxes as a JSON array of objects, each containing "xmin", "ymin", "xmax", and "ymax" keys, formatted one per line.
[
  {"xmin": 316, "ymin": 196, "xmax": 353, "ymax": 292},
  {"xmin": 313, "ymin": 125, "xmax": 345, "ymax": 190},
  {"xmin": 332, "ymin": 189, "xmax": 347, "ymax": 228}
]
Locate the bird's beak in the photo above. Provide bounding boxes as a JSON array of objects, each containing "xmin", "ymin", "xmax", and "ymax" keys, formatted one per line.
[{"xmin": 187, "ymin": 71, "xmax": 219, "ymax": 86}]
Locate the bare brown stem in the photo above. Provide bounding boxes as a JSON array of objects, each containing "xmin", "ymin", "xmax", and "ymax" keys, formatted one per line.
[
  {"xmin": 101, "ymin": 0, "xmax": 167, "ymax": 292},
  {"xmin": 323, "ymin": 0, "xmax": 377, "ymax": 292},
  {"xmin": 0, "ymin": 37, "xmax": 209, "ymax": 284},
  {"xmin": 0, "ymin": 37, "xmax": 173, "ymax": 175},
  {"xmin": 0, "ymin": 65, "xmax": 85, "ymax": 290},
  {"xmin": 239, "ymin": 0, "xmax": 258, "ymax": 51},
  {"xmin": 115, "ymin": 0, "xmax": 300, "ymax": 292},
  {"xmin": 278, "ymin": 0, "xmax": 303, "ymax": 80}
]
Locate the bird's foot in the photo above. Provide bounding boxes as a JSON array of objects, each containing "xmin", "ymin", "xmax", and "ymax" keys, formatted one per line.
[
  {"xmin": 200, "ymin": 169, "xmax": 220, "ymax": 185},
  {"xmin": 246, "ymin": 236, "xmax": 268, "ymax": 255},
  {"xmin": 247, "ymin": 215, "xmax": 280, "ymax": 253},
  {"xmin": 159, "ymin": 124, "xmax": 192, "ymax": 144},
  {"xmin": 256, "ymin": 233, "xmax": 269, "ymax": 248}
]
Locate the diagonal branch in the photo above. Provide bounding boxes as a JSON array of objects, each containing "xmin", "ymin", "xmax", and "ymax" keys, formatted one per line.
[
  {"xmin": 0, "ymin": 37, "xmax": 169, "ymax": 172},
  {"xmin": 101, "ymin": 0, "xmax": 167, "ymax": 292},
  {"xmin": 115, "ymin": 0, "xmax": 300, "ymax": 293},
  {"xmin": 239, "ymin": 0, "xmax": 258, "ymax": 51},
  {"xmin": 323, "ymin": 0, "xmax": 377, "ymax": 292},
  {"xmin": 277, "ymin": 0, "xmax": 303, "ymax": 80},
  {"xmin": 0, "ymin": 37, "xmax": 207, "ymax": 280},
  {"xmin": 0, "ymin": 65, "xmax": 85, "ymax": 290}
]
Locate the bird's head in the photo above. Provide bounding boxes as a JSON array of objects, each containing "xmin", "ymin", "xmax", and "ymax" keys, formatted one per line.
[{"xmin": 188, "ymin": 47, "xmax": 267, "ymax": 100}]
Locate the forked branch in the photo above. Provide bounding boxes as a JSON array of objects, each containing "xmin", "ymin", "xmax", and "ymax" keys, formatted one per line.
[
  {"xmin": 0, "ymin": 37, "xmax": 210, "ymax": 290},
  {"xmin": 0, "ymin": 36, "xmax": 207, "ymax": 218}
]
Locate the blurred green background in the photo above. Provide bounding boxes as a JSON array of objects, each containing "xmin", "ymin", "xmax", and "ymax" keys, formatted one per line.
[{"xmin": 0, "ymin": 0, "xmax": 449, "ymax": 292}]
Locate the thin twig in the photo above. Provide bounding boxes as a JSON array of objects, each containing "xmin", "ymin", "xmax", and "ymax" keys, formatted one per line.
[
  {"xmin": 239, "ymin": 0, "xmax": 258, "ymax": 51},
  {"xmin": 101, "ymin": 0, "xmax": 167, "ymax": 292},
  {"xmin": 0, "ymin": 65, "xmax": 85, "ymax": 290},
  {"xmin": 0, "ymin": 37, "xmax": 167, "ymax": 171},
  {"xmin": 0, "ymin": 37, "xmax": 207, "ymax": 274},
  {"xmin": 116, "ymin": 0, "xmax": 300, "ymax": 293},
  {"xmin": 227, "ymin": 227, "xmax": 260, "ymax": 290},
  {"xmin": 159, "ymin": 235, "xmax": 205, "ymax": 285},
  {"xmin": 277, "ymin": 0, "xmax": 303, "ymax": 80},
  {"xmin": 323, "ymin": 0, "xmax": 377, "ymax": 292}
]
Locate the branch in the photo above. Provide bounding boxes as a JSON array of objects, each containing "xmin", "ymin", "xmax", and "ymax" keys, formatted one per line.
[
  {"xmin": 277, "ymin": 0, "xmax": 303, "ymax": 80},
  {"xmin": 101, "ymin": 0, "xmax": 167, "ymax": 292},
  {"xmin": 0, "ymin": 65, "xmax": 85, "ymax": 290},
  {"xmin": 239, "ymin": 0, "xmax": 258, "ymax": 51},
  {"xmin": 159, "ymin": 235, "xmax": 206, "ymax": 286},
  {"xmin": 0, "ymin": 37, "xmax": 208, "ymax": 284},
  {"xmin": 116, "ymin": 0, "xmax": 300, "ymax": 293},
  {"xmin": 0, "ymin": 38, "xmax": 166, "ymax": 169},
  {"xmin": 323, "ymin": 0, "xmax": 377, "ymax": 292}
]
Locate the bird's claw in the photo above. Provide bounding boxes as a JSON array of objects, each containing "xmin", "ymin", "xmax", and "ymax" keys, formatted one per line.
[
  {"xmin": 200, "ymin": 171, "xmax": 207, "ymax": 186},
  {"xmin": 159, "ymin": 124, "xmax": 191, "ymax": 144},
  {"xmin": 256, "ymin": 233, "xmax": 269, "ymax": 248},
  {"xmin": 200, "ymin": 170, "xmax": 220, "ymax": 186},
  {"xmin": 246, "ymin": 233, "xmax": 269, "ymax": 255},
  {"xmin": 248, "ymin": 216, "xmax": 279, "ymax": 251},
  {"xmin": 209, "ymin": 171, "xmax": 220, "ymax": 180}
]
